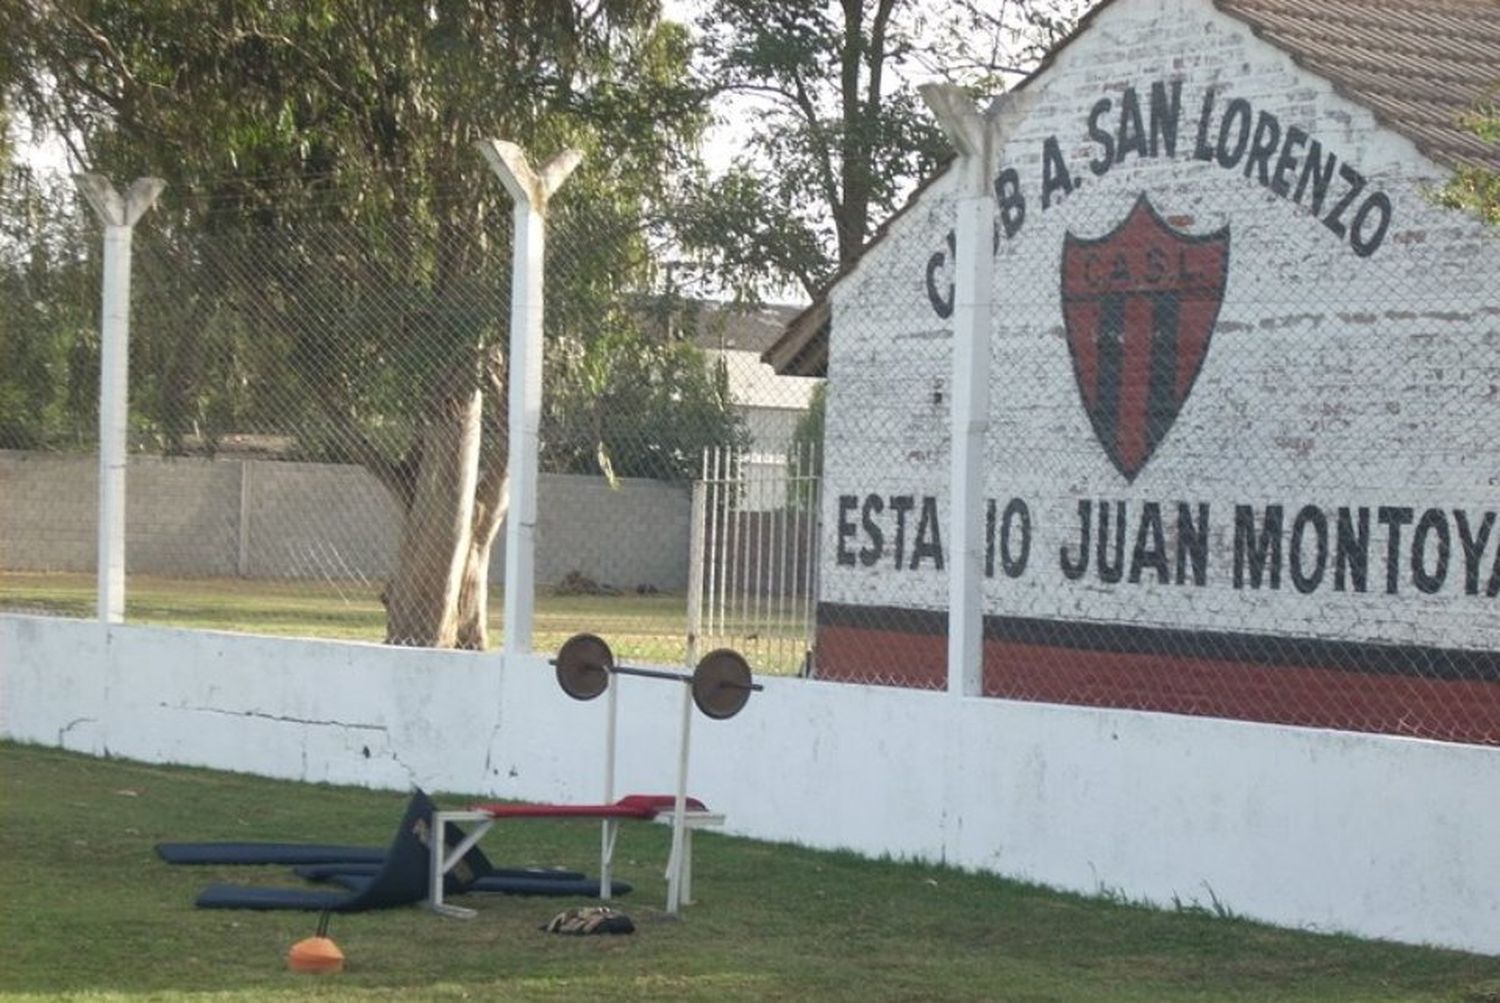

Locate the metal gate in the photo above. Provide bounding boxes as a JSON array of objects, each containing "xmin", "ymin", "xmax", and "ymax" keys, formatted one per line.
[{"xmin": 688, "ymin": 446, "xmax": 820, "ymax": 675}]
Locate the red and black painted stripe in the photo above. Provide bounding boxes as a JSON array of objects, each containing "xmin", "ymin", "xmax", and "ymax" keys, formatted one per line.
[{"xmin": 814, "ymin": 602, "xmax": 1500, "ymax": 745}]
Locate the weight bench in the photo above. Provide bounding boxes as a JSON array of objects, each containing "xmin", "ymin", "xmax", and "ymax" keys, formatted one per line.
[{"xmin": 429, "ymin": 794, "xmax": 725, "ymax": 919}]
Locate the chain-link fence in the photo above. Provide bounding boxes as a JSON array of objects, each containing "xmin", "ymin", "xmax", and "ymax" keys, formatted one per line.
[
  {"xmin": 6, "ymin": 158, "xmax": 1498, "ymax": 745},
  {"xmin": 0, "ymin": 170, "xmax": 101, "ymax": 616},
  {"xmin": 0, "ymin": 167, "xmax": 827, "ymax": 672},
  {"xmin": 533, "ymin": 263, "xmax": 824, "ymax": 668},
  {"xmin": 812, "ymin": 168, "xmax": 1500, "ymax": 746}
]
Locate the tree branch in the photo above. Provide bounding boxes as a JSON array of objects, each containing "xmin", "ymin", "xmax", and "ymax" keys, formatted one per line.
[{"xmin": 789, "ymin": 70, "xmax": 843, "ymax": 222}]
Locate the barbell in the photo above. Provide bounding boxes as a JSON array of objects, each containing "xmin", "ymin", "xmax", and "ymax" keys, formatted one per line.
[{"xmin": 553, "ymin": 633, "xmax": 764, "ymax": 720}]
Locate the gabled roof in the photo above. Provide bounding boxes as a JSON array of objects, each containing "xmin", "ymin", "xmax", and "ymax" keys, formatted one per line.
[
  {"xmin": 763, "ymin": 0, "xmax": 1500, "ymax": 377},
  {"xmin": 689, "ymin": 302, "xmax": 804, "ymax": 354}
]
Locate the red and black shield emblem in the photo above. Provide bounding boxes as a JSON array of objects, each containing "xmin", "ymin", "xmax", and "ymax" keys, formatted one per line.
[{"xmin": 1061, "ymin": 194, "xmax": 1229, "ymax": 482}]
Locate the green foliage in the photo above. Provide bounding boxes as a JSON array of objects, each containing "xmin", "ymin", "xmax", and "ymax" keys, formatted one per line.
[
  {"xmin": 1438, "ymin": 94, "xmax": 1499, "ymax": 226},
  {"xmin": 677, "ymin": 0, "xmax": 1092, "ymax": 298},
  {"xmin": 0, "ymin": 168, "xmax": 97, "ymax": 451},
  {"xmin": 0, "ymin": 1, "xmax": 739, "ymax": 476},
  {"xmin": 543, "ymin": 318, "xmax": 746, "ymax": 483},
  {"xmin": 673, "ymin": 165, "xmax": 833, "ymax": 300},
  {"xmin": 786, "ymin": 380, "xmax": 825, "ymax": 509}
]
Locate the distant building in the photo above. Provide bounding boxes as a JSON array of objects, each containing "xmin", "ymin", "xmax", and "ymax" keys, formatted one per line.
[
  {"xmin": 684, "ymin": 302, "xmax": 820, "ymax": 455},
  {"xmin": 690, "ymin": 302, "xmax": 821, "ymax": 509}
]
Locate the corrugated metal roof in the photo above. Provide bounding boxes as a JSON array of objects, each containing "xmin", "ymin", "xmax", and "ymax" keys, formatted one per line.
[{"xmin": 763, "ymin": 0, "xmax": 1500, "ymax": 377}]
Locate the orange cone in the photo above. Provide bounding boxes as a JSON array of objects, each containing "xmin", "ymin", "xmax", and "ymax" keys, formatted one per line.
[{"xmin": 288, "ymin": 935, "xmax": 345, "ymax": 973}]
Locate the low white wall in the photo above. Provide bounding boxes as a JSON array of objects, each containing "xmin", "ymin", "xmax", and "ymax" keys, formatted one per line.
[{"xmin": 3, "ymin": 612, "xmax": 1497, "ymax": 955}]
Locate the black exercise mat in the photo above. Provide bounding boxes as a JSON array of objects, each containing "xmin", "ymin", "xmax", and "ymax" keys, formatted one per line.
[
  {"xmin": 194, "ymin": 789, "xmax": 437, "ymax": 912},
  {"xmin": 158, "ymin": 793, "xmax": 496, "ymax": 881}
]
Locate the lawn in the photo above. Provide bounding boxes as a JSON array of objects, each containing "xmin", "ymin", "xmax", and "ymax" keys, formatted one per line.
[
  {"xmin": 0, "ymin": 572, "xmax": 807, "ymax": 671},
  {"xmin": 3, "ymin": 743, "xmax": 1500, "ymax": 1002}
]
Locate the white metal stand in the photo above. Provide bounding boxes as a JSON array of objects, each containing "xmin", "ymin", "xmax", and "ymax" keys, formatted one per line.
[
  {"xmin": 665, "ymin": 683, "xmax": 695, "ymax": 915},
  {"xmin": 426, "ymin": 806, "xmax": 724, "ymax": 919},
  {"xmin": 599, "ymin": 679, "xmax": 619, "ymax": 900}
]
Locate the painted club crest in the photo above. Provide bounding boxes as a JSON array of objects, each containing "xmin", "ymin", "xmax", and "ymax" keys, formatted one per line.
[{"xmin": 1061, "ymin": 195, "xmax": 1229, "ymax": 482}]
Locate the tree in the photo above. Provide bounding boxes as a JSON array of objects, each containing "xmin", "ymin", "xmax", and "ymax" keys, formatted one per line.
[
  {"xmin": 0, "ymin": 0, "xmax": 713, "ymax": 648},
  {"xmin": 675, "ymin": 0, "xmax": 1091, "ymax": 298},
  {"xmin": 0, "ymin": 167, "xmax": 98, "ymax": 452},
  {"xmin": 543, "ymin": 321, "xmax": 744, "ymax": 482},
  {"xmin": 785, "ymin": 380, "xmax": 824, "ymax": 510}
]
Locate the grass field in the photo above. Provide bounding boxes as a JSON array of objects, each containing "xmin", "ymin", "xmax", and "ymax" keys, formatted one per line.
[
  {"xmin": 0, "ymin": 572, "xmax": 714, "ymax": 667},
  {"xmin": 3, "ymin": 742, "xmax": 1500, "ymax": 1003}
]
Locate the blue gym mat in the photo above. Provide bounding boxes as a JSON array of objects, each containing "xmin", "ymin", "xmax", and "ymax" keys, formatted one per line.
[{"xmin": 192, "ymin": 789, "xmax": 438, "ymax": 912}]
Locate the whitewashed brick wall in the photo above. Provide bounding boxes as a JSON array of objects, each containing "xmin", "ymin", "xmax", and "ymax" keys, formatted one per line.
[{"xmin": 821, "ymin": 0, "xmax": 1500, "ymax": 655}]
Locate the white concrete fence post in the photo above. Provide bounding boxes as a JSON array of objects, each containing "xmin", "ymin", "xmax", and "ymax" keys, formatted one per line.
[
  {"xmin": 73, "ymin": 174, "xmax": 165, "ymax": 625},
  {"xmin": 920, "ymin": 86, "xmax": 995, "ymax": 697},
  {"xmin": 476, "ymin": 141, "xmax": 581, "ymax": 656},
  {"xmin": 918, "ymin": 86, "xmax": 1036, "ymax": 696}
]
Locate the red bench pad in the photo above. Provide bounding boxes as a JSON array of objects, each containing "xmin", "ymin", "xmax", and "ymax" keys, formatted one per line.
[{"xmin": 468, "ymin": 795, "xmax": 708, "ymax": 820}]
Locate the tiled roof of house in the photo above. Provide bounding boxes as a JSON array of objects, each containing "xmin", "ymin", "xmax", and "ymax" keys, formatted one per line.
[
  {"xmin": 1216, "ymin": 0, "xmax": 1500, "ymax": 173},
  {"xmin": 763, "ymin": 0, "xmax": 1500, "ymax": 377}
]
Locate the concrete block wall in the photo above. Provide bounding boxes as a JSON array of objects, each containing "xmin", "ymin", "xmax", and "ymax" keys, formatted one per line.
[
  {"xmin": 243, "ymin": 459, "xmax": 403, "ymax": 580},
  {"xmin": 127, "ymin": 457, "xmax": 241, "ymax": 575},
  {"xmin": 520, "ymin": 474, "xmax": 693, "ymax": 592},
  {"xmin": 0, "ymin": 450, "xmax": 692, "ymax": 591},
  {"xmin": 0, "ymin": 451, "xmax": 98, "ymax": 572},
  {"xmin": 0, "ymin": 451, "xmax": 238, "ymax": 575}
]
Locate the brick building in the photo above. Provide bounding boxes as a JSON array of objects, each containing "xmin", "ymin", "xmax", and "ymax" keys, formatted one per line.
[{"xmin": 767, "ymin": 0, "xmax": 1500, "ymax": 743}]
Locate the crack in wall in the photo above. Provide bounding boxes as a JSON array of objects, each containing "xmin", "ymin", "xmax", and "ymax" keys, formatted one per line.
[
  {"xmin": 58, "ymin": 717, "xmax": 97, "ymax": 745},
  {"xmin": 168, "ymin": 703, "xmax": 389, "ymax": 733},
  {"xmin": 482, "ymin": 715, "xmax": 504, "ymax": 781}
]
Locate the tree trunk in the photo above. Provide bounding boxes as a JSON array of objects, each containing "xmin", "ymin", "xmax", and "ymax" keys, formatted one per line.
[
  {"xmin": 454, "ymin": 513, "xmax": 503, "ymax": 650},
  {"xmin": 455, "ymin": 345, "xmax": 509, "ymax": 650},
  {"xmin": 382, "ymin": 353, "xmax": 487, "ymax": 647}
]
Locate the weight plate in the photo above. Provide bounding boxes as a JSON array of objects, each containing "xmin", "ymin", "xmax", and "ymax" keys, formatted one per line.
[
  {"xmin": 555, "ymin": 633, "xmax": 613, "ymax": 701},
  {"xmin": 692, "ymin": 648, "xmax": 754, "ymax": 720}
]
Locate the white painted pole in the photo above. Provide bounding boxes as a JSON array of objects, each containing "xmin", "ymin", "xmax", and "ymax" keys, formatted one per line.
[
  {"xmin": 74, "ymin": 175, "xmax": 164, "ymax": 625},
  {"xmin": 476, "ymin": 141, "xmax": 581, "ymax": 656},
  {"xmin": 665, "ymin": 478, "xmax": 709, "ymax": 913},
  {"xmin": 947, "ymin": 192, "xmax": 993, "ymax": 696},
  {"xmin": 505, "ymin": 200, "xmax": 545, "ymax": 655},
  {"xmin": 919, "ymin": 87, "xmax": 993, "ymax": 697},
  {"xmin": 918, "ymin": 86, "xmax": 1037, "ymax": 697}
]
